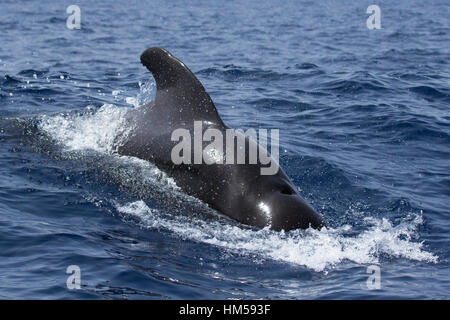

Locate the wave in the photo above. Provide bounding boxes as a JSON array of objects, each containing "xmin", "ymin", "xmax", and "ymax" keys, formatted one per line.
[
  {"xmin": 318, "ymin": 79, "xmax": 389, "ymax": 94},
  {"xmin": 197, "ymin": 66, "xmax": 323, "ymax": 82},
  {"xmin": 408, "ymin": 85, "xmax": 449, "ymax": 100}
]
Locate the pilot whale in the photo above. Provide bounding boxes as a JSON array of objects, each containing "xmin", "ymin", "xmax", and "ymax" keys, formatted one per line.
[{"xmin": 116, "ymin": 47, "xmax": 325, "ymax": 231}]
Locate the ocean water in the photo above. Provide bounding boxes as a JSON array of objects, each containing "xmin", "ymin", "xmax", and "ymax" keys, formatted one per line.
[{"xmin": 0, "ymin": 0, "xmax": 449, "ymax": 299}]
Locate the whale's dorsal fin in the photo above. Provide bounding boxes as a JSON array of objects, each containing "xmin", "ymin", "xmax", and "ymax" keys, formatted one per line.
[{"xmin": 140, "ymin": 47, "xmax": 224, "ymax": 125}]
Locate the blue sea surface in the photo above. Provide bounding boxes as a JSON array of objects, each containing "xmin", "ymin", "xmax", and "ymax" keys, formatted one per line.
[{"xmin": 0, "ymin": 0, "xmax": 449, "ymax": 299}]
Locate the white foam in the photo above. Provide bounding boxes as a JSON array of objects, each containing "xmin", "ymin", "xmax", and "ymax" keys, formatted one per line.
[
  {"xmin": 116, "ymin": 200, "xmax": 438, "ymax": 272},
  {"xmin": 37, "ymin": 101, "xmax": 181, "ymax": 193},
  {"xmin": 39, "ymin": 81, "xmax": 155, "ymax": 152},
  {"xmin": 125, "ymin": 97, "xmax": 137, "ymax": 107},
  {"xmin": 39, "ymin": 104, "xmax": 130, "ymax": 153}
]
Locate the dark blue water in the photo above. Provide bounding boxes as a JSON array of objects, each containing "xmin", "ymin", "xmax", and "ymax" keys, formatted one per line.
[{"xmin": 0, "ymin": 0, "xmax": 449, "ymax": 299}]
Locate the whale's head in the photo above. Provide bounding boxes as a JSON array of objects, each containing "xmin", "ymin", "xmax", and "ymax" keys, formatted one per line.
[
  {"xmin": 201, "ymin": 132, "xmax": 326, "ymax": 232},
  {"xmin": 223, "ymin": 165, "xmax": 325, "ymax": 231}
]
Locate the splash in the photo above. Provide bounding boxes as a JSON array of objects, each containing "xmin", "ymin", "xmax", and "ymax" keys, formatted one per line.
[
  {"xmin": 39, "ymin": 104, "xmax": 130, "ymax": 153},
  {"xmin": 125, "ymin": 81, "xmax": 155, "ymax": 108},
  {"xmin": 116, "ymin": 200, "xmax": 438, "ymax": 272}
]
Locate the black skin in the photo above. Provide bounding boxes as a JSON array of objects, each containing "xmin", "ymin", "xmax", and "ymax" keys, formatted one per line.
[{"xmin": 117, "ymin": 47, "xmax": 325, "ymax": 231}]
